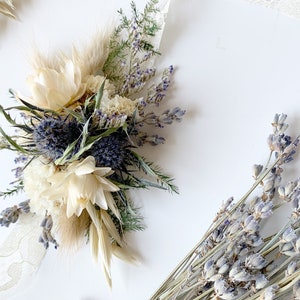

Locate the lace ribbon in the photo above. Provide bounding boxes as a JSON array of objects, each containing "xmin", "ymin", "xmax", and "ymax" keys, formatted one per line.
[
  {"xmin": 0, "ymin": 214, "xmax": 46, "ymax": 299},
  {"xmin": 245, "ymin": 0, "xmax": 300, "ymax": 19}
]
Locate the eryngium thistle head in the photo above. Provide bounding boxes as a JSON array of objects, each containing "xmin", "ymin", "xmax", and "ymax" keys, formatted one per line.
[
  {"xmin": 33, "ymin": 116, "xmax": 81, "ymax": 161},
  {"xmin": 89, "ymin": 134, "xmax": 129, "ymax": 170}
]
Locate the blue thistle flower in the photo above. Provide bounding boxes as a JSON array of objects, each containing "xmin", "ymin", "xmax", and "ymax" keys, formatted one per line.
[
  {"xmin": 89, "ymin": 134, "xmax": 129, "ymax": 170},
  {"xmin": 33, "ymin": 116, "xmax": 81, "ymax": 161}
]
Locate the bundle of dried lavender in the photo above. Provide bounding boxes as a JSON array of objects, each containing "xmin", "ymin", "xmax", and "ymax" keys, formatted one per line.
[{"xmin": 151, "ymin": 113, "xmax": 300, "ymax": 300}]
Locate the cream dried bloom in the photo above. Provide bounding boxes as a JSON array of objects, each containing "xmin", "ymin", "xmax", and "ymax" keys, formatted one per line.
[
  {"xmin": 23, "ymin": 158, "xmax": 62, "ymax": 215},
  {"xmin": 85, "ymin": 74, "xmax": 138, "ymax": 116},
  {"xmin": 46, "ymin": 156, "xmax": 119, "ymax": 218},
  {"xmin": 26, "ymin": 58, "xmax": 84, "ymax": 110},
  {"xmin": 84, "ymin": 74, "xmax": 115, "ymax": 95},
  {"xmin": 101, "ymin": 94, "xmax": 138, "ymax": 116},
  {"xmin": 24, "ymin": 29, "xmax": 112, "ymax": 111}
]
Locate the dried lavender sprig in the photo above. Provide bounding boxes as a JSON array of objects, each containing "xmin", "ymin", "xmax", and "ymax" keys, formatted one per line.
[
  {"xmin": 138, "ymin": 65, "xmax": 175, "ymax": 115},
  {"xmin": 137, "ymin": 107, "xmax": 185, "ymax": 128},
  {"xmin": 39, "ymin": 214, "xmax": 59, "ymax": 249},
  {"xmin": 0, "ymin": 200, "xmax": 30, "ymax": 227},
  {"xmin": 150, "ymin": 114, "xmax": 300, "ymax": 300},
  {"xmin": 154, "ymin": 155, "xmax": 280, "ymax": 288},
  {"xmin": 103, "ymin": 0, "xmax": 161, "ymax": 93}
]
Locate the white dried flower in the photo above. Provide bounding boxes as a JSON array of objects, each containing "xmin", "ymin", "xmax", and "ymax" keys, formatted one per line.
[
  {"xmin": 23, "ymin": 158, "xmax": 62, "ymax": 215},
  {"xmin": 26, "ymin": 58, "xmax": 84, "ymax": 110},
  {"xmin": 100, "ymin": 93, "xmax": 138, "ymax": 116},
  {"xmin": 84, "ymin": 75, "xmax": 115, "ymax": 95},
  {"xmin": 24, "ymin": 28, "xmax": 112, "ymax": 111},
  {"xmin": 46, "ymin": 156, "xmax": 119, "ymax": 217}
]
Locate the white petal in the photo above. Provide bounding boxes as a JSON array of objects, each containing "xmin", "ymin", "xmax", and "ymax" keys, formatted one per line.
[
  {"xmin": 112, "ymin": 243, "xmax": 137, "ymax": 264},
  {"xmin": 96, "ymin": 177, "xmax": 119, "ymax": 192},
  {"xmin": 94, "ymin": 167, "xmax": 113, "ymax": 177},
  {"xmin": 89, "ymin": 223, "xmax": 99, "ymax": 261},
  {"xmin": 29, "ymin": 82, "xmax": 48, "ymax": 107},
  {"xmin": 105, "ymin": 191, "xmax": 121, "ymax": 220},
  {"xmin": 101, "ymin": 210, "xmax": 123, "ymax": 246},
  {"xmin": 94, "ymin": 187, "xmax": 108, "ymax": 210},
  {"xmin": 75, "ymin": 157, "xmax": 96, "ymax": 175},
  {"xmin": 98, "ymin": 223, "xmax": 112, "ymax": 285}
]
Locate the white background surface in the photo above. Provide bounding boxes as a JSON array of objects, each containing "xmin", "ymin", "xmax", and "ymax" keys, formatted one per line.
[{"xmin": 1, "ymin": 0, "xmax": 300, "ymax": 299}]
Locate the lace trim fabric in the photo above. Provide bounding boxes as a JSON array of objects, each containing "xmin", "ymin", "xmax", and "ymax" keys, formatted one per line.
[
  {"xmin": 245, "ymin": 0, "xmax": 300, "ymax": 19},
  {"xmin": 0, "ymin": 214, "xmax": 45, "ymax": 299}
]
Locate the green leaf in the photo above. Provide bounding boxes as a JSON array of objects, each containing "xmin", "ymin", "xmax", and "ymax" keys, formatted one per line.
[
  {"xmin": 0, "ymin": 127, "xmax": 32, "ymax": 154},
  {"xmin": 62, "ymin": 107, "xmax": 85, "ymax": 123},
  {"xmin": 94, "ymin": 80, "xmax": 106, "ymax": 111},
  {"xmin": 54, "ymin": 138, "xmax": 79, "ymax": 165},
  {"xmin": 0, "ymin": 104, "xmax": 19, "ymax": 126},
  {"xmin": 0, "ymin": 180, "xmax": 24, "ymax": 199},
  {"xmin": 87, "ymin": 127, "xmax": 119, "ymax": 145},
  {"xmin": 0, "ymin": 105, "xmax": 34, "ymax": 133},
  {"xmin": 130, "ymin": 150, "xmax": 179, "ymax": 193}
]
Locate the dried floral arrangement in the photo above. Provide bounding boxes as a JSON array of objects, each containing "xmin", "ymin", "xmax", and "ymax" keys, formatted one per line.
[
  {"xmin": 0, "ymin": 0, "xmax": 184, "ymax": 287},
  {"xmin": 0, "ymin": 0, "xmax": 16, "ymax": 19},
  {"xmin": 151, "ymin": 114, "xmax": 300, "ymax": 300}
]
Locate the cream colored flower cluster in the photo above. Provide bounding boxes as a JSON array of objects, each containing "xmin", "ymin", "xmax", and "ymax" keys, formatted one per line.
[
  {"xmin": 24, "ymin": 33, "xmax": 137, "ymax": 117},
  {"xmin": 23, "ymin": 155, "xmax": 123, "ymax": 285},
  {"xmin": 23, "ymin": 156, "xmax": 119, "ymax": 219}
]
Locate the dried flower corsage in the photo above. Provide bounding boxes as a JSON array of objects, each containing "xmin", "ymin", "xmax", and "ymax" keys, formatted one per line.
[
  {"xmin": 0, "ymin": 0, "xmax": 184, "ymax": 287},
  {"xmin": 151, "ymin": 114, "xmax": 300, "ymax": 299}
]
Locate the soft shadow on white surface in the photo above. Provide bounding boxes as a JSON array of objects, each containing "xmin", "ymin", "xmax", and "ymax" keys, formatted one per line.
[{"xmin": 0, "ymin": 0, "xmax": 300, "ymax": 300}]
